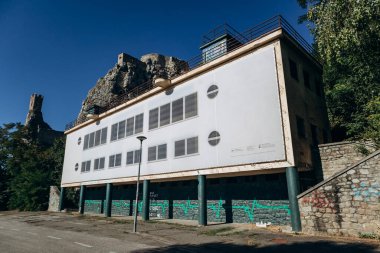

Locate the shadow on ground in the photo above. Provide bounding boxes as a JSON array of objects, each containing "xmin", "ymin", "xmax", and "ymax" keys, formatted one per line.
[{"xmin": 132, "ymin": 241, "xmax": 379, "ymax": 253}]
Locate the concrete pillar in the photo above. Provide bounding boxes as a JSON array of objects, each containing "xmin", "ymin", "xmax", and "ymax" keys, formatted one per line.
[
  {"xmin": 142, "ymin": 180, "xmax": 150, "ymax": 221},
  {"xmin": 59, "ymin": 187, "xmax": 65, "ymax": 211},
  {"xmin": 105, "ymin": 183, "xmax": 113, "ymax": 217},
  {"xmin": 79, "ymin": 185, "xmax": 86, "ymax": 215},
  {"xmin": 198, "ymin": 175, "xmax": 207, "ymax": 226},
  {"xmin": 286, "ymin": 167, "xmax": 302, "ymax": 232}
]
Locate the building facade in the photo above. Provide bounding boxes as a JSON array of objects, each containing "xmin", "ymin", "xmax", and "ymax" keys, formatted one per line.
[{"xmin": 60, "ymin": 16, "xmax": 329, "ymax": 231}]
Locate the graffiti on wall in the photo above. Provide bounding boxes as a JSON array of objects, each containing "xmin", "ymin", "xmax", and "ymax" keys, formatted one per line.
[
  {"xmin": 352, "ymin": 182, "xmax": 380, "ymax": 201},
  {"xmin": 301, "ymin": 191, "xmax": 334, "ymax": 209}
]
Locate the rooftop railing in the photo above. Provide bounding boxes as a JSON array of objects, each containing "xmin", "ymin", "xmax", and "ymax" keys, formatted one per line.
[{"xmin": 65, "ymin": 15, "xmax": 318, "ymax": 131}]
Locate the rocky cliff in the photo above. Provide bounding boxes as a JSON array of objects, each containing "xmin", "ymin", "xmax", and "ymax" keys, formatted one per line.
[{"xmin": 78, "ymin": 53, "xmax": 188, "ymax": 120}]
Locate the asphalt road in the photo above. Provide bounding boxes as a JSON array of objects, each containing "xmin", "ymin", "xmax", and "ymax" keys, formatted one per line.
[
  {"xmin": 0, "ymin": 213, "xmax": 155, "ymax": 253},
  {"xmin": 0, "ymin": 212, "xmax": 379, "ymax": 253}
]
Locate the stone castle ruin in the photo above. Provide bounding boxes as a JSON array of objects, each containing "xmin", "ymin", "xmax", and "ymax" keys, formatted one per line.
[{"xmin": 25, "ymin": 94, "xmax": 63, "ymax": 145}]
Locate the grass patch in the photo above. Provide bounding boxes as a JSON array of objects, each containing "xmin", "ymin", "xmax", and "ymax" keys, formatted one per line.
[
  {"xmin": 359, "ymin": 232, "xmax": 379, "ymax": 240},
  {"xmin": 200, "ymin": 226, "xmax": 235, "ymax": 236}
]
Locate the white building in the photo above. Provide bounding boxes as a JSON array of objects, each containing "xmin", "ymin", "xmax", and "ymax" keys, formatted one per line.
[{"xmin": 60, "ymin": 16, "xmax": 329, "ymax": 231}]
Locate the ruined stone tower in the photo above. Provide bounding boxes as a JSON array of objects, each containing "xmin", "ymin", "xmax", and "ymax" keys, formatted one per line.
[
  {"xmin": 25, "ymin": 94, "xmax": 48, "ymax": 128},
  {"xmin": 25, "ymin": 93, "xmax": 63, "ymax": 145}
]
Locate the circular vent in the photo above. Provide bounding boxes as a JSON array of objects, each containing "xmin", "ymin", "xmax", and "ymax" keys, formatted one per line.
[
  {"xmin": 75, "ymin": 163, "xmax": 79, "ymax": 171},
  {"xmin": 208, "ymin": 131, "xmax": 221, "ymax": 146},
  {"xmin": 77, "ymin": 137, "xmax": 82, "ymax": 145},
  {"xmin": 207, "ymin": 85, "xmax": 219, "ymax": 99}
]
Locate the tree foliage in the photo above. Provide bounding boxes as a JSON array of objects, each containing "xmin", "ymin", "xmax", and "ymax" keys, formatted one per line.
[
  {"xmin": 298, "ymin": 0, "xmax": 380, "ymax": 146},
  {"xmin": 0, "ymin": 123, "xmax": 66, "ymax": 211}
]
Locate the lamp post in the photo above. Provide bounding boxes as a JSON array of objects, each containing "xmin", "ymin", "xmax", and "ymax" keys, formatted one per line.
[{"xmin": 133, "ymin": 135, "xmax": 146, "ymax": 233}]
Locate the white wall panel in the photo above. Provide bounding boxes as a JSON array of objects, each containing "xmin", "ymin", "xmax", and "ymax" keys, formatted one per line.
[{"xmin": 62, "ymin": 44, "xmax": 286, "ymax": 185}]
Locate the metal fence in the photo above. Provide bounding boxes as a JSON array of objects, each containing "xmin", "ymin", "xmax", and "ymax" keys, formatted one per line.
[{"xmin": 65, "ymin": 15, "xmax": 317, "ymax": 131}]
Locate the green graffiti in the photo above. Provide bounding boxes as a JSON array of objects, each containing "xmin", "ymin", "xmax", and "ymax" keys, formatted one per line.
[
  {"xmin": 86, "ymin": 199, "xmax": 290, "ymax": 222},
  {"xmin": 172, "ymin": 199, "xmax": 290, "ymax": 222}
]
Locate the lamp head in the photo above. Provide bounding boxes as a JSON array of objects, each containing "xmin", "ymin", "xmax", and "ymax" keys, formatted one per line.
[{"xmin": 136, "ymin": 136, "xmax": 147, "ymax": 142}]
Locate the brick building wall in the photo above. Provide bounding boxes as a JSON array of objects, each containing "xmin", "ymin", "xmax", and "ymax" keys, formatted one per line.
[{"xmin": 298, "ymin": 150, "xmax": 380, "ymax": 237}]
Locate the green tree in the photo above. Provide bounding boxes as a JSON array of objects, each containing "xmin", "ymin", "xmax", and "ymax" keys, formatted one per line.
[
  {"xmin": 0, "ymin": 123, "xmax": 66, "ymax": 211},
  {"xmin": 298, "ymin": 0, "xmax": 380, "ymax": 146}
]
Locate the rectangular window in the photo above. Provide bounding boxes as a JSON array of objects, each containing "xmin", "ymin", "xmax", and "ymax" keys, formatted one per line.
[
  {"xmin": 303, "ymin": 70, "xmax": 310, "ymax": 88},
  {"xmin": 172, "ymin": 98, "xmax": 183, "ymax": 123},
  {"xmin": 135, "ymin": 113, "xmax": 144, "ymax": 134},
  {"xmin": 94, "ymin": 130, "xmax": 101, "ymax": 146},
  {"xmin": 126, "ymin": 151, "xmax": 134, "ymax": 165},
  {"xmin": 185, "ymin": 93, "xmax": 197, "ymax": 118},
  {"xmin": 109, "ymin": 153, "xmax": 122, "ymax": 168},
  {"xmin": 296, "ymin": 116, "xmax": 306, "ymax": 138},
  {"xmin": 149, "ymin": 108, "xmax": 159, "ymax": 130},
  {"xmin": 118, "ymin": 120, "xmax": 126, "ymax": 139},
  {"xmin": 157, "ymin": 144, "xmax": 167, "ymax": 160},
  {"xmin": 187, "ymin": 136, "xmax": 198, "ymax": 154},
  {"xmin": 134, "ymin": 149, "xmax": 141, "ymax": 164},
  {"xmin": 109, "ymin": 155, "xmax": 115, "ymax": 168},
  {"xmin": 148, "ymin": 144, "xmax": 166, "ymax": 161},
  {"xmin": 81, "ymin": 160, "xmax": 91, "ymax": 172},
  {"xmin": 310, "ymin": 124, "xmax": 318, "ymax": 145},
  {"xmin": 83, "ymin": 134, "xmax": 89, "ymax": 150},
  {"xmin": 160, "ymin": 103, "xmax": 170, "ymax": 127},
  {"xmin": 148, "ymin": 146, "xmax": 157, "ymax": 162},
  {"xmin": 111, "ymin": 123, "xmax": 118, "ymax": 141},
  {"xmin": 89, "ymin": 132, "xmax": 95, "ymax": 148},
  {"xmin": 94, "ymin": 157, "xmax": 105, "ymax": 170},
  {"xmin": 101, "ymin": 127, "xmax": 107, "ymax": 144},
  {"xmin": 126, "ymin": 117, "xmax": 134, "ymax": 136},
  {"xmin": 115, "ymin": 153, "xmax": 122, "ymax": 167},
  {"xmin": 289, "ymin": 59, "xmax": 298, "ymax": 81},
  {"xmin": 175, "ymin": 137, "xmax": 198, "ymax": 157},
  {"xmin": 175, "ymin": 139, "xmax": 186, "ymax": 157}
]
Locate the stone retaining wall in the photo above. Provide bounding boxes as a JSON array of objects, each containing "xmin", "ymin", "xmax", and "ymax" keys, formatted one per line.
[
  {"xmin": 298, "ymin": 150, "xmax": 380, "ymax": 237},
  {"xmin": 318, "ymin": 141, "xmax": 376, "ymax": 179}
]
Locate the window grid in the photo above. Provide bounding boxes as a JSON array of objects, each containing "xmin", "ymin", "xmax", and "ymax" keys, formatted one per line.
[
  {"xmin": 109, "ymin": 153, "xmax": 122, "ymax": 168},
  {"xmin": 94, "ymin": 157, "xmax": 105, "ymax": 170},
  {"xmin": 175, "ymin": 137, "xmax": 198, "ymax": 157},
  {"xmin": 111, "ymin": 113, "xmax": 144, "ymax": 141},
  {"xmin": 148, "ymin": 144, "xmax": 167, "ymax": 162},
  {"xmin": 83, "ymin": 127, "xmax": 108, "ymax": 150},
  {"xmin": 81, "ymin": 160, "xmax": 91, "ymax": 173},
  {"xmin": 126, "ymin": 150, "xmax": 141, "ymax": 165}
]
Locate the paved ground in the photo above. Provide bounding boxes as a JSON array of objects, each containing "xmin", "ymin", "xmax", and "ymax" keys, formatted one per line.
[{"xmin": 0, "ymin": 211, "xmax": 379, "ymax": 252}]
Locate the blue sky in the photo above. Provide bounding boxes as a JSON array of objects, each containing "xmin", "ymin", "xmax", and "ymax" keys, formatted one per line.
[{"xmin": 0, "ymin": 0, "xmax": 311, "ymax": 131}]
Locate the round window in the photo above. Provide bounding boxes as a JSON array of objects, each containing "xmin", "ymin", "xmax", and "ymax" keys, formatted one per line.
[
  {"xmin": 75, "ymin": 163, "xmax": 79, "ymax": 171},
  {"xmin": 165, "ymin": 88, "xmax": 174, "ymax": 95},
  {"xmin": 208, "ymin": 131, "xmax": 221, "ymax": 146},
  {"xmin": 207, "ymin": 85, "xmax": 219, "ymax": 99},
  {"xmin": 78, "ymin": 137, "xmax": 82, "ymax": 145}
]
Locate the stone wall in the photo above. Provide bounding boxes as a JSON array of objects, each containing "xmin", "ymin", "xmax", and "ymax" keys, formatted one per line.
[
  {"xmin": 48, "ymin": 186, "xmax": 60, "ymax": 212},
  {"xmin": 298, "ymin": 150, "xmax": 380, "ymax": 237},
  {"xmin": 82, "ymin": 174, "xmax": 291, "ymax": 225},
  {"xmin": 318, "ymin": 141, "xmax": 376, "ymax": 179}
]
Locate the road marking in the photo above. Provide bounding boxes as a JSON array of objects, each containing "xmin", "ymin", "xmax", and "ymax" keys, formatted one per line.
[
  {"xmin": 74, "ymin": 242, "xmax": 93, "ymax": 248},
  {"xmin": 47, "ymin": 236, "xmax": 62, "ymax": 240},
  {"xmin": 27, "ymin": 232, "xmax": 37, "ymax": 235},
  {"xmin": 11, "ymin": 229, "xmax": 20, "ymax": 231}
]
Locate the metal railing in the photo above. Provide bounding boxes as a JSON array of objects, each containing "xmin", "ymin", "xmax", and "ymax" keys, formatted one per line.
[{"xmin": 65, "ymin": 15, "xmax": 318, "ymax": 131}]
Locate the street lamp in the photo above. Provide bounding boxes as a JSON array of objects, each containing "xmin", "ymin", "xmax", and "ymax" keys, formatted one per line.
[{"xmin": 133, "ymin": 135, "xmax": 147, "ymax": 233}]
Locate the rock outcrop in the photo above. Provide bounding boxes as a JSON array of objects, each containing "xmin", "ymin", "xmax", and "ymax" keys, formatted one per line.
[
  {"xmin": 78, "ymin": 53, "xmax": 188, "ymax": 120},
  {"xmin": 25, "ymin": 94, "xmax": 63, "ymax": 145}
]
